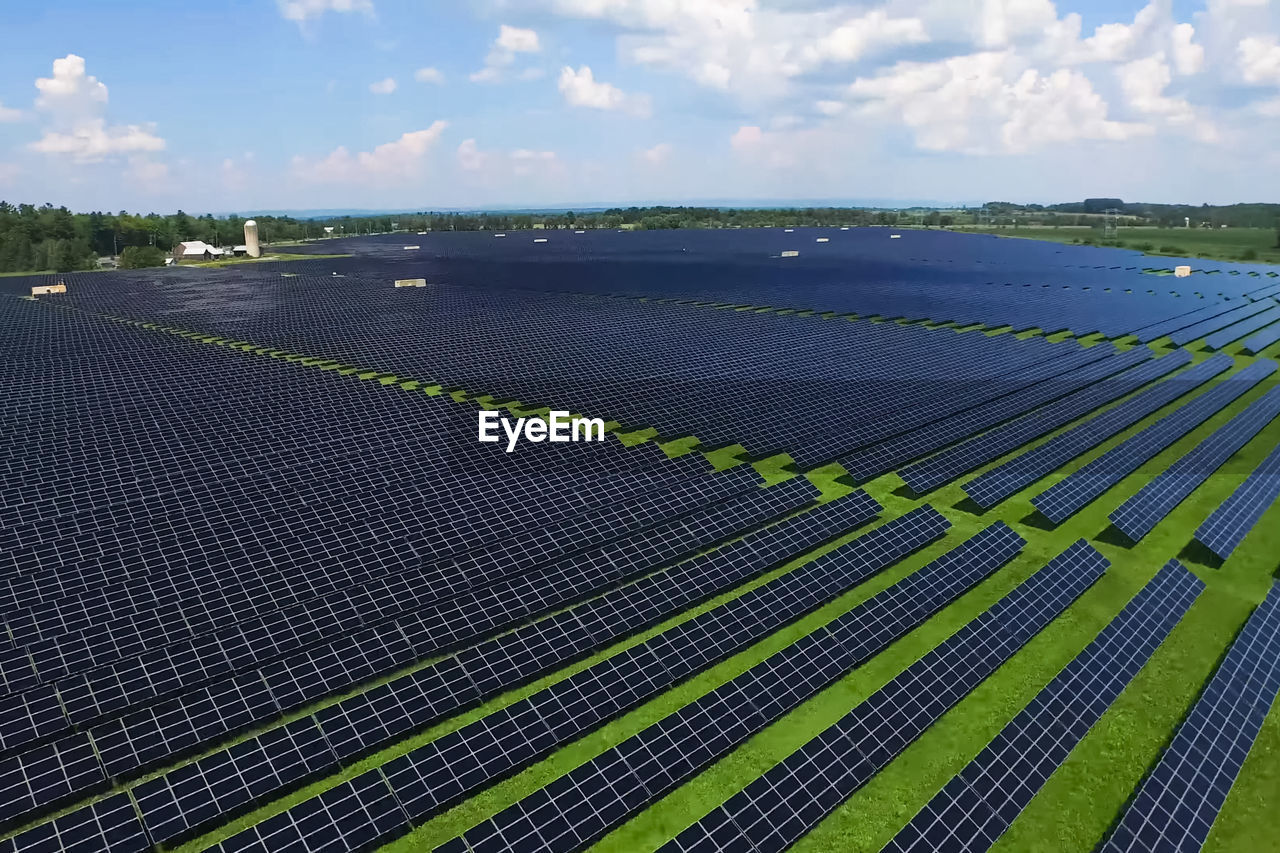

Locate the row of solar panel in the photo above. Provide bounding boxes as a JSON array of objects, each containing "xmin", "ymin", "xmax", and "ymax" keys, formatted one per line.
[
  {"xmin": 127, "ymin": 491, "xmax": 911, "ymax": 845},
  {"xmin": 0, "ymin": 488, "xmax": 880, "ymax": 834},
  {"xmin": 887, "ymin": 561, "xmax": 1204, "ymax": 852},
  {"xmin": 213, "ymin": 518, "xmax": 1024, "ymax": 853}
]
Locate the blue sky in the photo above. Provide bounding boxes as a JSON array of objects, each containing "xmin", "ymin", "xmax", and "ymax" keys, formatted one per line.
[{"xmin": 1, "ymin": 0, "xmax": 1278, "ymax": 213}]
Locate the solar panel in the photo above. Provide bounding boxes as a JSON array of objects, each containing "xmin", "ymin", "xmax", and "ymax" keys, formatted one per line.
[
  {"xmin": 963, "ymin": 350, "xmax": 1224, "ymax": 509},
  {"xmin": 1099, "ymin": 582, "xmax": 1280, "ymax": 853},
  {"xmin": 1241, "ymin": 319, "xmax": 1280, "ymax": 356},
  {"xmin": 899, "ymin": 348, "xmax": 1175, "ymax": 494},
  {"xmin": 1203, "ymin": 305, "xmax": 1280, "ymax": 350},
  {"xmin": 1169, "ymin": 299, "xmax": 1276, "ymax": 346},
  {"xmin": 1194, "ymin": 441, "xmax": 1280, "ymax": 561},
  {"xmin": 842, "ymin": 345, "xmax": 1126, "ymax": 481},
  {"xmin": 660, "ymin": 541, "xmax": 1108, "ymax": 853},
  {"xmin": 1032, "ymin": 359, "xmax": 1277, "ymax": 523},
  {"xmin": 210, "ymin": 769, "xmax": 408, "ymax": 853},
  {"xmin": 884, "ymin": 561, "xmax": 1203, "ymax": 853},
  {"xmin": 1109, "ymin": 383, "xmax": 1280, "ymax": 543},
  {"xmin": 0, "ymin": 793, "xmax": 149, "ymax": 853},
  {"xmin": 447, "ymin": 522, "xmax": 1029, "ymax": 853},
  {"xmin": 0, "ymin": 734, "xmax": 105, "ymax": 828}
]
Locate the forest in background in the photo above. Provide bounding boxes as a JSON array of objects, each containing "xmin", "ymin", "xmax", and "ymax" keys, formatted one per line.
[{"xmin": 1, "ymin": 198, "xmax": 1278, "ymax": 273}]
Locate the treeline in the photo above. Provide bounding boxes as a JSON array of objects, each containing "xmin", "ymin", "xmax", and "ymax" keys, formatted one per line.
[{"xmin": 983, "ymin": 199, "xmax": 1280, "ymax": 229}]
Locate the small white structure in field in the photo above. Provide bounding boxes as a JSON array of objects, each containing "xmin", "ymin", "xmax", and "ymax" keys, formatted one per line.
[
  {"xmin": 575, "ymin": 230, "xmax": 585, "ymax": 234},
  {"xmin": 395, "ymin": 278, "xmax": 427, "ymax": 288},
  {"xmin": 495, "ymin": 233, "xmax": 506, "ymax": 238},
  {"xmin": 889, "ymin": 234, "xmax": 902, "ymax": 239},
  {"xmin": 780, "ymin": 250, "xmax": 800, "ymax": 258},
  {"xmin": 534, "ymin": 238, "xmax": 548, "ymax": 243},
  {"xmin": 815, "ymin": 237, "xmax": 829, "ymax": 243},
  {"xmin": 31, "ymin": 283, "xmax": 67, "ymax": 295},
  {"xmin": 403, "ymin": 245, "xmax": 420, "ymax": 250},
  {"xmin": 784, "ymin": 228, "xmax": 794, "ymax": 233},
  {"xmin": 243, "ymin": 220, "xmax": 261, "ymax": 258},
  {"xmin": 840, "ymin": 226, "xmax": 849, "ymax": 230},
  {"xmin": 1174, "ymin": 265, "xmax": 1192, "ymax": 278}
]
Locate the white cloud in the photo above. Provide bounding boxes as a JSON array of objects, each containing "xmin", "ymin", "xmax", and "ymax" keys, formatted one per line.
[
  {"xmin": 276, "ymin": 0, "xmax": 373, "ymax": 23},
  {"xmin": 1170, "ymin": 23, "xmax": 1205, "ymax": 74},
  {"xmin": 1119, "ymin": 54, "xmax": 1195, "ymax": 123},
  {"xmin": 496, "ymin": 24, "xmax": 540, "ymax": 54},
  {"xmin": 472, "ymin": 24, "xmax": 542, "ymax": 82},
  {"xmin": 292, "ymin": 122, "xmax": 448, "ymax": 183},
  {"xmin": 800, "ymin": 10, "xmax": 929, "ymax": 65},
  {"xmin": 457, "ymin": 138, "xmax": 490, "ymax": 171},
  {"xmin": 35, "ymin": 54, "xmax": 108, "ymax": 119},
  {"xmin": 558, "ymin": 66, "xmax": 652, "ymax": 116},
  {"xmin": 0, "ymin": 102, "xmax": 22, "ymax": 122},
  {"xmin": 730, "ymin": 125, "xmax": 763, "ymax": 149},
  {"xmin": 639, "ymin": 142, "xmax": 672, "ymax": 164},
  {"xmin": 369, "ymin": 77, "xmax": 397, "ymax": 94},
  {"xmin": 414, "ymin": 67, "xmax": 444, "ymax": 85},
  {"xmin": 31, "ymin": 120, "xmax": 165, "ymax": 162},
  {"xmin": 29, "ymin": 54, "xmax": 168, "ymax": 165},
  {"xmin": 850, "ymin": 51, "xmax": 1149, "ymax": 154},
  {"xmin": 510, "ymin": 148, "xmax": 557, "ymax": 175},
  {"xmin": 1239, "ymin": 36, "xmax": 1280, "ymax": 84},
  {"xmin": 815, "ymin": 99, "xmax": 846, "ymax": 116},
  {"xmin": 977, "ymin": 0, "xmax": 1060, "ymax": 48}
]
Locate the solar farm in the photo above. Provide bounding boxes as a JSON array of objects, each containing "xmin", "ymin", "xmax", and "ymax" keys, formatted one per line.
[{"xmin": 1, "ymin": 226, "xmax": 1279, "ymax": 853}]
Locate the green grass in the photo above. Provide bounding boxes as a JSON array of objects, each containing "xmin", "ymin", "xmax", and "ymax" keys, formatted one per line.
[
  {"xmin": 953, "ymin": 226, "xmax": 1280, "ymax": 266},
  {"xmin": 186, "ymin": 252, "xmax": 351, "ymax": 267},
  {"xmin": 8, "ymin": 295, "xmax": 1280, "ymax": 853}
]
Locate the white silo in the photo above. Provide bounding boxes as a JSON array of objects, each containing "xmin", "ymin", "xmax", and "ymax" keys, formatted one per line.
[{"xmin": 244, "ymin": 220, "xmax": 261, "ymax": 258}]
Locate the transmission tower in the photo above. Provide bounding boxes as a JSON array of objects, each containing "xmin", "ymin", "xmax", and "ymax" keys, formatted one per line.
[{"xmin": 1103, "ymin": 208, "xmax": 1119, "ymax": 240}]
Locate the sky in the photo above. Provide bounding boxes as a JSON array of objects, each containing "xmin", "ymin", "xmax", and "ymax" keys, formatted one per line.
[{"xmin": 1, "ymin": 0, "xmax": 1279, "ymax": 213}]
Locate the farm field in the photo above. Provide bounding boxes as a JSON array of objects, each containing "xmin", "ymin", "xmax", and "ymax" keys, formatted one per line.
[
  {"xmin": 1, "ymin": 227, "xmax": 1278, "ymax": 853},
  {"xmin": 955, "ymin": 225, "xmax": 1280, "ymax": 266}
]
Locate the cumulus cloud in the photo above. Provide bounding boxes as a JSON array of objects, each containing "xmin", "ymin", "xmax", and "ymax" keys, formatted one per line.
[
  {"xmin": 558, "ymin": 66, "xmax": 651, "ymax": 116},
  {"xmin": 277, "ymin": 0, "xmax": 373, "ymax": 23},
  {"xmin": 0, "ymin": 102, "xmax": 23, "ymax": 122},
  {"xmin": 730, "ymin": 125, "xmax": 763, "ymax": 149},
  {"xmin": 1118, "ymin": 54, "xmax": 1200, "ymax": 127},
  {"xmin": 456, "ymin": 138, "xmax": 561, "ymax": 178},
  {"xmin": 472, "ymin": 25, "xmax": 542, "ymax": 82},
  {"xmin": 1170, "ymin": 23, "xmax": 1205, "ymax": 74},
  {"xmin": 369, "ymin": 77, "xmax": 397, "ymax": 94},
  {"xmin": 799, "ymin": 10, "xmax": 929, "ymax": 66},
  {"xmin": 849, "ymin": 51, "xmax": 1149, "ymax": 153},
  {"xmin": 639, "ymin": 142, "xmax": 672, "ymax": 164},
  {"xmin": 1239, "ymin": 36, "xmax": 1280, "ymax": 84},
  {"xmin": 29, "ymin": 54, "xmax": 167, "ymax": 164},
  {"xmin": 414, "ymin": 67, "xmax": 444, "ymax": 84},
  {"xmin": 293, "ymin": 122, "xmax": 448, "ymax": 183}
]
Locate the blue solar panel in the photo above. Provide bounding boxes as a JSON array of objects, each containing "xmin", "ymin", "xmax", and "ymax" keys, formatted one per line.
[
  {"xmin": 1241, "ymin": 319, "xmax": 1280, "ymax": 356},
  {"xmin": 963, "ymin": 351, "xmax": 1225, "ymax": 509},
  {"xmin": 1109, "ymin": 383, "xmax": 1280, "ymax": 543},
  {"xmin": 1100, "ymin": 583, "xmax": 1280, "ymax": 853},
  {"xmin": 659, "ymin": 541, "xmax": 1108, "ymax": 853},
  {"xmin": 1203, "ymin": 305, "xmax": 1280, "ymax": 350},
  {"xmin": 899, "ymin": 348, "xmax": 1179, "ymax": 494},
  {"xmin": 1169, "ymin": 299, "xmax": 1277, "ymax": 346},
  {"xmin": 1033, "ymin": 359, "xmax": 1277, "ymax": 523},
  {"xmin": 885, "ymin": 561, "xmax": 1202, "ymax": 853},
  {"xmin": 1193, "ymin": 441, "xmax": 1280, "ymax": 561}
]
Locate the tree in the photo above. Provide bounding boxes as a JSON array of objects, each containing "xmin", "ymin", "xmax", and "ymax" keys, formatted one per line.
[{"xmin": 119, "ymin": 245, "xmax": 166, "ymax": 269}]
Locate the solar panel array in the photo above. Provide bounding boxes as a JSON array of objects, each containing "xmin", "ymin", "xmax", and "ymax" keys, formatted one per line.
[
  {"xmin": 661, "ymin": 541, "xmax": 1108, "ymax": 853},
  {"xmin": 437, "ymin": 522, "xmax": 1028, "ymax": 853},
  {"xmin": 963, "ymin": 351, "xmax": 1223, "ymax": 509},
  {"xmin": 1193, "ymin": 441, "xmax": 1280, "ymax": 560},
  {"xmin": 1032, "ymin": 359, "xmax": 1278, "ymax": 523},
  {"xmin": 885, "ymin": 561, "xmax": 1203, "ymax": 853},
  {"xmin": 1109, "ymin": 383, "xmax": 1280, "ymax": 543},
  {"xmin": 1099, "ymin": 582, "xmax": 1280, "ymax": 853},
  {"xmin": 3, "ymin": 225, "xmax": 1278, "ymax": 853},
  {"xmin": 897, "ymin": 349, "xmax": 1182, "ymax": 494}
]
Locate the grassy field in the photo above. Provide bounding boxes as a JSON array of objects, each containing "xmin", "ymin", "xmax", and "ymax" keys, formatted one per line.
[
  {"xmin": 186, "ymin": 251, "xmax": 350, "ymax": 267},
  {"xmin": 954, "ymin": 225, "xmax": 1280, "ymax": 266},
  {"xmin": 10, "ymin": 296, "xmax": 1280, "ymax": 853}
]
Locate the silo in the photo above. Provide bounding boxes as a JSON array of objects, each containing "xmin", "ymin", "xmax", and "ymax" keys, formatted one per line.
[{"xmin": 244, "ymin": 220, "xmax": 261, "ymax": 258}]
